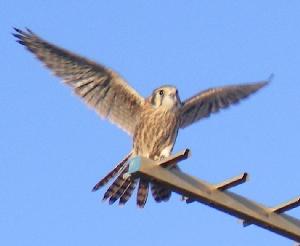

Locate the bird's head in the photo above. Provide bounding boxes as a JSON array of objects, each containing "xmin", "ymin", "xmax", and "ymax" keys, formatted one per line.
[{"xmin": 149, "ymin": 85, "xmax": 182, "ymax": 110}]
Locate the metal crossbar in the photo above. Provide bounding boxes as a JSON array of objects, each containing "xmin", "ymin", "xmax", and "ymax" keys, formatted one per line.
[{"xmin": 126, "ymin": 149, "xmax": 300, "ymax": 243}]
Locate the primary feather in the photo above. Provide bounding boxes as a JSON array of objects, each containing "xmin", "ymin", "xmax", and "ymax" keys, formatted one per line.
[{"xmin": 13, "ymin": 28, "xmax": 144, "ymax": 135}]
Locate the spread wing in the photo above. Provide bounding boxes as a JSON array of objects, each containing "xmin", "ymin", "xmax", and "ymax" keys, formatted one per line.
[
  {"xmin": 179, "ymin": 79, "xmax": 270, "ymax": 128},
  {"xmin": 13, "ymin": 28, "xmax": 144, "ymax": 135}
]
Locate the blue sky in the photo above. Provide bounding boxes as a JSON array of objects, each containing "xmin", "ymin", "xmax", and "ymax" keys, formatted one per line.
[{"xmin": 1, "ymin": 1, "xmax": 300, "ymax": 245}]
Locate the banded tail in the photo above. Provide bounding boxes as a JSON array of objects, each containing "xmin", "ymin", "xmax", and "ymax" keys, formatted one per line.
[{"xmin": 92, "ymin": 153, "xmax": 172, "ymax": 207}]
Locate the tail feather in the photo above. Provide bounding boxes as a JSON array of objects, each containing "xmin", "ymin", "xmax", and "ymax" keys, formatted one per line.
[
  {"xmin": 119, "ymin": 179, "xmax": 138, "ymax": 205},
  {"xmin": 137, "ymin": 178, "xmax": 149, "ymax": 208},
  {"xmin": 109, "ymin": 178, "xmax": 131, "ymax": 204},
  {"xmin": 151, "ymin": 182, "xmax": 171, "ymax": 202},
  {"xmin": 154, "ymin": 165, "xmax": 180, "ymax": 202},
  {"xmin": 151, "ymin": 182, "xmax": 161, "ymax": 202},
  {"xmin": 95, "ymin": 154, "xmax": 176, "ymax": 207},
  {"xmin": 92, "ymin": 152, "xmax": 132, "ymax": 191},
  {"xmin": 157, "ymin": 186, "xmax": 171, "ymax": 201},
  {"xmin": 102, "ymin": 165, "xmax": 129, "ymax": 201}
]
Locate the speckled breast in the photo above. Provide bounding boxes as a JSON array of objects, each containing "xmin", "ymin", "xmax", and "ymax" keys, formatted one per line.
[{"xmin": 133, "ymin": 106, "xmax": 179, "ymax": 160}]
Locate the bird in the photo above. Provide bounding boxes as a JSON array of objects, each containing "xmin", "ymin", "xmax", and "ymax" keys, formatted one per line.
[{"xmin": 13, "ymin": 28, "xmax": 270, "ymax": 208}]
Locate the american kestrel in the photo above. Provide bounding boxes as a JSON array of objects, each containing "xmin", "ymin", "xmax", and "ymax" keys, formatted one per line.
[{"xmin": 14, "ymin": 28, "xmax": 269, "ymax": 208}]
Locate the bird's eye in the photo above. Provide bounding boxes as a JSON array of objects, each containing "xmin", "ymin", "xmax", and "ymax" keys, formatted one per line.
[{"xmin": 159, "ymin": 90, "xmax": 164, "ymax": 96}]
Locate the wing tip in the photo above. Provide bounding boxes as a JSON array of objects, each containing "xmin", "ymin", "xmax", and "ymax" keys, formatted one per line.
[
  {"xmin": 12, "ymin": 27, "xmax": 26, "ymax": 44},
  {"xmin": 260, "ymin": 73, "xmax": 274, "ymax": 87},
  {"xmin": 91, "ymin": 185, "xmax": 99, "ymax": 192},
  {"xmin": 251, "ymin": 74, "xmax": 273, "ymax": 91},
  {"xmin": 12, "ymin": 27, "xmax": 35, "ymax": 45},
  {"xmin": 267, "ymin": 73, "xmax": 275, "ymax": 84}
]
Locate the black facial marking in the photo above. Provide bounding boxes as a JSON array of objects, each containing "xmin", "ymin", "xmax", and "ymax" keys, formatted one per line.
[{"xmin": 150, "ymin": 94, "xmax": 156, "ymax": 105}]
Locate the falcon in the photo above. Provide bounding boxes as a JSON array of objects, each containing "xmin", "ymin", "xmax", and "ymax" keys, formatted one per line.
[{"xmin": 13, "ymin": 28, "xmax": 269, "ymax": 208}]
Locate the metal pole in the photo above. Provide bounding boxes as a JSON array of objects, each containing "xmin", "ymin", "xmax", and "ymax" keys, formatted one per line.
[{"xmin": 127, "ymin": 150, "xmax": 300, "ymax": 243}]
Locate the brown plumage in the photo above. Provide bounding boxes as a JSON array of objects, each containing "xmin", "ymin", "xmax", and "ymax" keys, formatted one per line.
[
  {"xmin": 137, "ymin": 178, "xmax": 149, "ymax": 207},
  {"xmin": 102, "ymin": 165, "xmax": 129, "ymax": 202},
  {"xmin": 14, "ymin": 28, "xmax": 270, "ymax": 208},
  {"xmin": 119, "ymin": 179, "xmax": 137, "ymax": 205},
  {"xmin": 13, "ymin": 28, "xmax": 144, "ymax": 135},
  {"xmin": 151, "ymin": 182, "xmax": 171, "ymax": 202},
  {"xmin": 92, "ymin": 152, "xmax": 132, "ymax": 191},
  {"xmin": 179, "ymin": 83, "xmax": 268, "ymax": 128}
]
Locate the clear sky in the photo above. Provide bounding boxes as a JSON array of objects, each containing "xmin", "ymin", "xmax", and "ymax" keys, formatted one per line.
[{"xmin": 1, "ymin": 1, "xmax": 300, "ymax": 245}]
